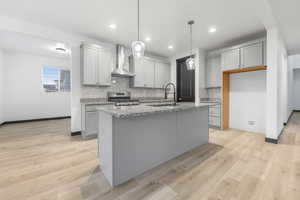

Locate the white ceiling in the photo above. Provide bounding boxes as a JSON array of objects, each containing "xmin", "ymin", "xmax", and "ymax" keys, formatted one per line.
[
  {"xmin": 0, "ymin": 31, "xmax": 71, "ymax": 58},
  {"xmin": 0, "ymin": 0, "xmax": 269, "ymax": 57},
  {"xmin": 268, "ymin": 0, "xmax": 300, "ymax": 55}
]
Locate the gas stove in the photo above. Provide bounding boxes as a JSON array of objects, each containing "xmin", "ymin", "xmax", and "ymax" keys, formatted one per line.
[{"xmin": 107, "ymin": 91, "xmax": 140, "ymax": 106}]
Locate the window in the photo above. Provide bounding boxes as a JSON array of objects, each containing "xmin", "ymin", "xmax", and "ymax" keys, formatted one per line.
[
  {"xmin": 60, "ymin": 70, "xmax": 71, "ymax": 92},
  {"xmin": 42, "ymin": 67, "xmax": 71, "ymax": 92}
]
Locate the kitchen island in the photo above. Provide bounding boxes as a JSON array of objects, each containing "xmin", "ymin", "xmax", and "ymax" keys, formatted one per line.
[{"xmin": 97, "ymin": 102, "xmax": 210, "ymax": 187}]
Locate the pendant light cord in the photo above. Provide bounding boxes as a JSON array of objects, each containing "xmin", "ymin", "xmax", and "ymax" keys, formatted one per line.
[
  {"xmin": 137, "ymin": 0, "xmax": 140, "ymax": 41},
  {"xmin": 190, "ymin": 23, "xmax": 193, "ymax": 57}
]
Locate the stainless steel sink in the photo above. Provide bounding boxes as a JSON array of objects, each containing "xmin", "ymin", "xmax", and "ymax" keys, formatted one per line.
[{"xmin": 148, "ymin": 103, "xmax": 179, "ymax": 107}]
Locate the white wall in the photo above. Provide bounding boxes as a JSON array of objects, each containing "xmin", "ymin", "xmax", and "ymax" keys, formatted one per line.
[
  {"xmin": 0, "ymin": 48, "xmax": 4, "ymax": 124},
  {"xmin": 3, "ymin": 51, "xmax": 71, "ymax": 122},
  {"xmin": 70, "ymin": 46, "xmax": 81, "ymax": 133},
  {"xmin": 229, "ymin": 71, "xmax": 266, "ymax": 133},
  {"xmin": 266, "ymin": 27, "xmax": 288, "ymax": 139},
  {"xmin": 0, "ymin": 15, "xmax": 108, "ymax": 132},
  {"xmin": 288, "ymin": 55, "xmax": 300, "ymax": 111},
  {"xmin": 287, "ymin": 62, "xmax": 294, "ymax": 115},
  {"xmin": 293, "ymin": 69, "xmax": 300, "ymax": 110},
  {"xmin": 170, "ymin": 48, "xmax": 207, "ymax": 105}
]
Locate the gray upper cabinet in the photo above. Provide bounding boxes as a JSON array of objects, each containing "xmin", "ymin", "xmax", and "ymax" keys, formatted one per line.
[
  {"xmin": 240, "ymin": 42, "xmax": 263, "ymax": 68},
  {"xmin": 130, "ymin": 56, "xmax": 170, "ymax": 89},
  {"xmin": 132, "ymin": 58, "xmax": 145, "ymax": 87},
  {"xmin": 221, "ymin": 39, "xmax": 265, "ymax": 72},
  {"xmin": 82, "ymin": 46, "xmax": 98, "ymax": 85},
  {"xmin": 155, "ymin": 61, "xmax": 171, "ymax": 88},
  {"xmin": 81, "ymin": 44, "xmax": 114, "ymax": 86},
  {"xmin": 132, "ymin": 57, "xmax": 155, "ymax": 88},
  {"xmin": 143, "ymin": 58, "xmax": 155, "ymax": 88},
  {"xmin": 98, "ymin": 48, "xmax": 114, "ymax": 86},
  {"xmin": 206, "ymin": 54, "xmax": 221, "ymax": 88},
  {"xmin": 221, "ymin": 48, "xmax": 240, "ymax": 71}
]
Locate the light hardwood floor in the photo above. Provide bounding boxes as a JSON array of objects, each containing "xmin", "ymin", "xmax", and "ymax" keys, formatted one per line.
[{"xmin": 0, "ymin": 113, "xmax": 300, "ymax": 200}]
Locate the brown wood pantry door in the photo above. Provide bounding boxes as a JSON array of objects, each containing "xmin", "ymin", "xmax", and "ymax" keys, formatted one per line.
[{"xmin": 176, "ymin": 56, "xmax": 195, "ymax": 102}]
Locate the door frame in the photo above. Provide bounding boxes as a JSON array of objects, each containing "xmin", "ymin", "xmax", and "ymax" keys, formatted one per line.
[{"xmin": 222, "ymin": 65, "xmax": 267, "ymax": 129}]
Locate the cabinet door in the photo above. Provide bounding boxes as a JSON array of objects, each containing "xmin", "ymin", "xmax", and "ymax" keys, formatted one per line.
[
  {"xmin": 240, "ymin": 42, "xmax": 263, "ymax": 68},
  {"xmin": 206, "ymin": 57, "xmax": 213, "ymax": 88},
  {"xmin": 133, "ymin": 58, "xmax": 146, "ymax": 87},
  {"xmin": 143, "ymin": 58, "xmax": 155, "ymax": 88},
  {"xmin": 133, "ymin": 57, "xmax": 155, "ymax": 88},
  {"xmin": 98, "ymin": 48, "xmax": 113, "ymax": 86},
  {"xmin": 211, "ymin": 55, "xmax": 221, "ymax": 87},
  {"xmin": 206, "ymin": 55, "xmax": 221, "ymax": 87},
  {"xmin": 221, "ymin": 48, "xmax": 240, "ymax": 71},
  {"xmin": 155, "ymin": 62, "xmax": 170, "ymax": 88},
  {"xmin": 85, "ymin": 111, "xmax": 99, "ymax": 137},
  {"xmin": 82, "ymin": 47, "xmax": 98, "ymax": 85}
]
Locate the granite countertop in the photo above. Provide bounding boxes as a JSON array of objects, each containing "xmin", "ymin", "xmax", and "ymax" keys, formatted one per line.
[
  {"xmin": 80, "ymin": 97, "xmax": 174, "ymax": 105},
  {"xmin": 96, "ymin": 102, "xmax": 213, "ymax": 118}
]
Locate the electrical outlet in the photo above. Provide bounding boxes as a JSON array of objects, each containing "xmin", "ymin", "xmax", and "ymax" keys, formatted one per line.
[{"xmin": 248, "ymin": 121, "xmax": 255, "ymax": 126}]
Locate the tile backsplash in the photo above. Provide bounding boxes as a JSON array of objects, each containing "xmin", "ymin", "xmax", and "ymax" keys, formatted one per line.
[
  {"xmin": 81, "ymin": 77, "xmax": 165, "ymax": 99},
  {"xmin": 206, "ymin": 87, "xmax": 221, "ymax": 99}
]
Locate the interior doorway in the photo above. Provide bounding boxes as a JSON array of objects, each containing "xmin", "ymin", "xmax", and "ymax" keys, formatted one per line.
[{"xmin": 176, "ymin": 56, "xmax": 195, "ymax": 102}]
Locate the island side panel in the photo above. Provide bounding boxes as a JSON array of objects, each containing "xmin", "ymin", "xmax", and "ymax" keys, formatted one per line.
[
  {"xmin": 113, "ymin": 112, "xmax": 178, "ymax": 186},
  {"xmin": 176, "ymin": 106, "xmax": 209, "ymax": 154},
  {"xmin": 98, "ymin": 111, "xmax": 114, "ymax": 186}
]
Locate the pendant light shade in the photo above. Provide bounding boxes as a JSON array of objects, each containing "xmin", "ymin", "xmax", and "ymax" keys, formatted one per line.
[
  {"xmin": 186, "ymin": 20, "xmax": 195, "ymax": 70},
  {"xmin": 131, "ymin": 40, "xmax": 145, "ymax": 58},
  {"xmin": 186, "ymin": 57, "xmax": 195, "ymax": 71},
  {"xmin": 131, "ymin": 0, "xmax": 145, "ymax": 58}
]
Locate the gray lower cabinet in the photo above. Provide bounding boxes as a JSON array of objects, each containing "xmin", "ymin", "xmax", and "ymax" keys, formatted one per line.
[
  {"xmin": 98, "ymin": 106, "xmax": 209, "ymax": 187},
  {"xmin": 85, "ymin": 111, "xmax": 99, "ymax": 137},
  {"xmin": 81, "ymin": 105, "xmax": 99, "ymax": 139}
]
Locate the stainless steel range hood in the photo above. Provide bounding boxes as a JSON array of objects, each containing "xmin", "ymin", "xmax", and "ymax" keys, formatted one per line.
[{"xmin": 111, "ymin": 44, "xmax": 135, "ymax": 77}]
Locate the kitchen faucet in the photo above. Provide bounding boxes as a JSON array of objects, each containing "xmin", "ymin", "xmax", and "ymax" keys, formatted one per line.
[{"xmin": 164, "ymin": 82, "xmax": 176, "ymax": 104}]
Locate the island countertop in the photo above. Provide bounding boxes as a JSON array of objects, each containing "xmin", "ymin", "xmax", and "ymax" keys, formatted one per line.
[{"xmin": 96, "ymin": 102, "xmax": 215, "ymax": 118}]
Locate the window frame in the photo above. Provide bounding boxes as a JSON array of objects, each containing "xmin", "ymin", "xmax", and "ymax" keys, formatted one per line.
[{"xmin": 42, "ymin": 66, "xmax": 71, "ymax": 93}]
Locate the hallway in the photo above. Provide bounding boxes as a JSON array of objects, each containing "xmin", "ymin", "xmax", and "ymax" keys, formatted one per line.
[{"xmin": 280, "ymin": 112, "xmax": 300, "ymax": 145}]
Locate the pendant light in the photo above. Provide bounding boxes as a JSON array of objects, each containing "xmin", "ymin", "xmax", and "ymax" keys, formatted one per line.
[
  {"xmin": 131, "ymin": 0, "xmax": 145, "ymax": 58},
  {"xmin": 186, "ymin": 20, "xmax": 195, "ymax": 70}
]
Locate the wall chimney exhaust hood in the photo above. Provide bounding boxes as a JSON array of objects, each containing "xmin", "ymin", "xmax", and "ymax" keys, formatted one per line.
[{"xmin": 112, "ymin": 44, "xmax": 135, "ymax": 77}]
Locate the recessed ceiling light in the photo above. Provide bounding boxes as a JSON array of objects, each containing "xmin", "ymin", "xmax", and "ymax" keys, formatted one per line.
[
  {"xmin": 109, "ymin": 24, "xmax": 117, "ymax": 30},
  {"xmin": 209, "ymin": 27, "xmax": 217, "ymax": 33},
  {"xmin": 145, "ymin": 37, "xmax": 151, "ymax": 42},
  {"xmin": 168, "ymin": 45, "xmax": 174, "ymax": 50}
]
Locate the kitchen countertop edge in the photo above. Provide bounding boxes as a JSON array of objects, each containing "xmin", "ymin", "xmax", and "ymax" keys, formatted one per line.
[{"xmin": 97, "ymin": 103, "xmax": 213, "ymax": 119}]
